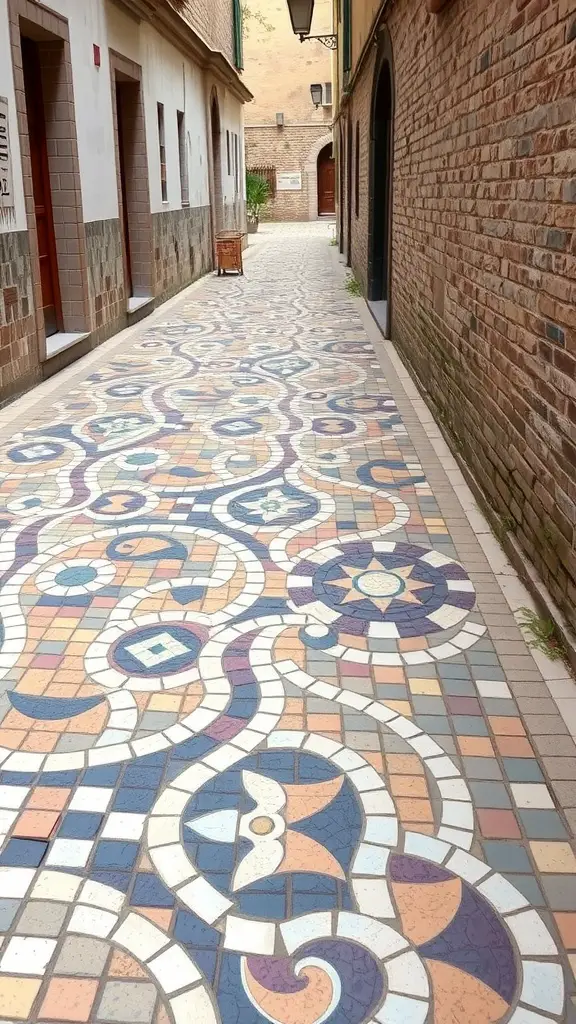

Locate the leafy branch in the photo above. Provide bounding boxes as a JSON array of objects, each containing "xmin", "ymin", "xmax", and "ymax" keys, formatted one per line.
[{"xmin": 241, "ymin": 3, "xmax": 274, "ymax": 34}]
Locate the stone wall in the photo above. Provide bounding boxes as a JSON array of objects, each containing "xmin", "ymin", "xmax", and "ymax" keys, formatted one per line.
[
  {"xmin": 246, "ymin": 126, "xmax": 332, "ymax": 221},
  {"xmin": 346, "ymin": 0, "xmax": 576, "ymax": 628},
  {"xmin": 0, "ymin": 230, "xmax": 40, "ymax": 402},
  {"xmin": 152, "ymin": 206, "xmax": 212, "ymax": 302},
  {"xmin": 85, "ymin": 219, "xmax": 125, "ymax": 342}
]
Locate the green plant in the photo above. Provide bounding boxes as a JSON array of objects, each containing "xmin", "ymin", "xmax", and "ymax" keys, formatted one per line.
[
  {"xmin": 242, "ymin": 3, "xmax": 274, "ymax": 33},
  {"xmin": 500, "ymin": 515, "xmax": 516, "ymax": 534},
  {"xmin": 245, "ymin": 172, "xmax": 270, "ymax": 221},
  {"xmin": 345, "ymin": 275, "xmax": 362, "ymax": 297},
  {"xmin": 329, "ymin": 237, "xmax": 338, "ymax": 246},
  {"xmin": 518, "ymin": 606, "xmax": 566, "ymax": 661}
]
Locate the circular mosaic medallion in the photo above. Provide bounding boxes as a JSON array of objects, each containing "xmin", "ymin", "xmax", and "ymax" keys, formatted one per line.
[
  {"xmin": 36, "ymin": 558, "xmax": 116, "ymax": 597},
  {"xmin": 7, "ymin": 440, "xmax": 66, "ymax": 465},
  {"xmin": 228, "ymin": 484, "xmax": 319, "ymax": 529},
  {"xmin": 110, "ymin": 622, "xmax": 206, "ymax": 679},
  {"xmin": 288, "ymin": 541, "xmax": 476, "ymax": 639},
  {"xmin": 327, "ymin": 395, "xmax": 397, "ymax": 416}
]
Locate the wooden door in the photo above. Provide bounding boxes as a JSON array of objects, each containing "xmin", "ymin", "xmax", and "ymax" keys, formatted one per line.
[
  {"xmin": 21, "ymin": 36, "xmax": 62, "ymax": 338},
  {"xmin": 318, "ymin": 146, "xmax": 336, "ymax": 215},
  {"xmin": 115, "ymin": 84, "xmax": 133, "ymax": 298}
]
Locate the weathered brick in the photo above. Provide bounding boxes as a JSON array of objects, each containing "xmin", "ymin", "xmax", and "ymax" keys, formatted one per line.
[{"xmin": 343, "ymin": 0, "xmax": 576, "ymax": 630}]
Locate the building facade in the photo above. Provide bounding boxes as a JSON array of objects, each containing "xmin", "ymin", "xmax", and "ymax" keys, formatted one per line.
[
  {"xmin": 333, "ymin": 0, "xmax": 576, "ymax": 629},
  {"xmin": 0, "ymin": 0, "xmax": 250, "ymax": 404},
  {"xmin": 244, "ymin": 0, "xmax": 334, "ymax": 221}
]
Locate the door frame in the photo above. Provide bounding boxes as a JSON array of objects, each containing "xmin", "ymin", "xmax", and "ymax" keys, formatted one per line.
[
  {"xmin": 303, "ymin": 132, "xmax": 333, "ymax": 221},
  {"xmin": 8, "ymin": 0, "xmax": 89, "ymax": 359},
  {"xmin": 317, "ymin": 143, "xmax": 336, "ymax": 217},
  {"xmin": 367, "ymin": 25, "xmax": 395, "ymax": 324},
  {"xmin": 109, "ymin": 50, "xmax": 153, "ymax": 302},
  {"xmin": 208, "ymin": 86, "xmax": 224, "ymax": 244},
  {"xmin": 346, "ymin": 113, "xmax": 353, "ymax": 265},
  {"xmin": 21, "ymin": 34, "xmax": 63, "ymax": 338}
]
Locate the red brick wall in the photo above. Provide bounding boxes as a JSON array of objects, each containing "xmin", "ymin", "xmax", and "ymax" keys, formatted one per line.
[{"xmin": 347, "ymin": 0, "xmax": 576, "ymax": 628}]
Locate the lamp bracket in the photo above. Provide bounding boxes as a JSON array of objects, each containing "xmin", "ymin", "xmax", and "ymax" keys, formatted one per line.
[{"xmin": 299, "ymin": 33, "xmax": 337, "ymax": 49}]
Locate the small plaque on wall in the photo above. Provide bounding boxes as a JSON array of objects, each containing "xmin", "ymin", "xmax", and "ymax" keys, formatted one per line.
[
  {"xmin": 277, "ymin": 172, "xmax": 302, "ymax": 191},
  {"xmin": 0, "ymin": 97, "xmax": 14, "ymax": 220}
]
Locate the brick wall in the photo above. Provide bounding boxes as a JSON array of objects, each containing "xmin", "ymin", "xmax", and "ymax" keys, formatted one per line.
[
  {"xmin": 246, "ymin": 125, "xmax": 332, "ymax": 221},
  {"xmin": 179, "ymin": 0, "xmax": 235, "ymax": 66},
  {"xmin": 347, "ymin": 0, "xmax": 576, "ymax": 628}
]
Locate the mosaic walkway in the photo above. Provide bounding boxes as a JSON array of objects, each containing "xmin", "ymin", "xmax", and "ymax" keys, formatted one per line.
[{"xmin": 0, "ymin": 223, "xmax": 573, "ymax": 1022}]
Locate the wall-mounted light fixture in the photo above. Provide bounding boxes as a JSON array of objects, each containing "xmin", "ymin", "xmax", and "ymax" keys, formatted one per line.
[
  {"xmin": 286, "ymin": 0, "xmax": 337, "ymax": 49},
  {"xmin": 310, "ymin": 83, "xmax": 323, "ymax": 108},
  {"xmin": 276, "ymin": 112, "xmax": 285, "ymax": 127}
]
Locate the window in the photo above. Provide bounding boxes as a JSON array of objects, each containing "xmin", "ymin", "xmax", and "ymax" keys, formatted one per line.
[
  {"xmin": 355, "ymin": 121, "xmax": 360, "ymax": 217},
  {"xmin": 343, "ymin": 0, "xmax": 351, "ymax": 73},
  {"xmin": 226, "ymin": 130, "xmax": 231, "ymax": 175},
  {"xmin": 157, "ymin": 102, "xmax": 167, "ymax": 202},
  {"xmin": 177, "ymin": 110, "xmax": 188, "ymax": 207},
  {"xmin": 233, "ymin": 133, "xmax": 239, "ymax": 194},
  {"xmin": 323, "ymin": 82, "xmax": 333, "ymax": 106},
  {"xmin": 233, "ymin": 0, "xmax": 243, "ymax": 71}
]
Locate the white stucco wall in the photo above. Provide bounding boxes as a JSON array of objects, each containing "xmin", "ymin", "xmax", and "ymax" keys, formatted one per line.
[
  {"xmin": 106, "ymin": 4, "xmax": 211, "ymax": 215},
  {"xmin": 0, "ymin": 0, "xmax": 236, "ymax": 237},
  {"xmin": 218, "ymin": 85, "xmax": 246, "ymax": 205},
  {"xmin": 0, "ymin": 0, "xmax": 27, "ymax": 233},
  {"xmin": 141, "ymin": 24, "xmax": 210, "ymax": 214}
]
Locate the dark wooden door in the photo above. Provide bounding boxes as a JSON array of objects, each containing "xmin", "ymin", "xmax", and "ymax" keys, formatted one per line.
[
  {"xmin": 115, "ymin": 85, "xmax": 133, "ymax": 298},
  {"xmin": 318, "ymin": 146, "xmax": 336, "ymax": 215},
  {"xmin": 21, "ymin": 36, "xmax": 61, "ymax": 338}
]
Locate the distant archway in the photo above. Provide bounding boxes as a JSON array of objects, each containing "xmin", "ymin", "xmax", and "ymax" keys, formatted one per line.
[
  {"xmin": 368, "ymin": 26, "xmax": 395, "ymax": 334},
  {"xmin": 210, "ymin": 90, "xmax": 223, "ymax": 235},
  {"xmin": 303, "ymin": 132, "xmax": 333, "ymax": 220},
  {"xmin": 317, "ymin": 143, "xmax": 335, "ymax": 216}
]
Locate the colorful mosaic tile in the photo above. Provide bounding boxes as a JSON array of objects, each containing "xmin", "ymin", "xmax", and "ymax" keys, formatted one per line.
[{"xmin": 0, "ymin": 224, "xmax": 570, "ymax": 1023}]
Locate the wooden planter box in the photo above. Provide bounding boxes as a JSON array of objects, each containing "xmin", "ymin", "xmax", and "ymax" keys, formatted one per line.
[{"xmin": 216, "ymin": 231, "xmax": 244, "ymax": 275}]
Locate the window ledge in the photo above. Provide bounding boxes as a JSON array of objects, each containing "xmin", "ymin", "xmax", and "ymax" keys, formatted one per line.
[
  {"xmin": 128, "ymin": 296, "xmax": 154, "ymax": 314},
  {"xmin": 44, "ymin": 331, "xmax": 90, "ymax": 361}
]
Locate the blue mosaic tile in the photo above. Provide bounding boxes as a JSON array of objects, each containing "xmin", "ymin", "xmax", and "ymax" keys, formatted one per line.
[
  {"xmin": 0, "ymin": 839, "xmax": 47, "ymax": 867},
  {"xmin": 59, "ymin": 812, "xmax": 103, "ymax": 840},
  {"xmin": 131, "ymin": 873, "xmax": 175, "ymax": 907},
  {"xmin": 93, "ymin": 840, "xmax": 139, "ymax": 870}
]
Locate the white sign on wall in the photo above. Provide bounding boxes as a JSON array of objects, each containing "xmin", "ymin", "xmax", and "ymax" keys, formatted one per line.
[
  {"xmin": 0, "ymin": 97, "xmax": 14, "ymax": 220},
  {"xmin": 277, "ymin": 172, "xmax": 302, "ymax": 191}
]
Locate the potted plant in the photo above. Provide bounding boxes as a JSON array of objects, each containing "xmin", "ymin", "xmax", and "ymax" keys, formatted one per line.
[{"xmin": 246, "ymin": 172, "xmax": 270, "ymax": 233}]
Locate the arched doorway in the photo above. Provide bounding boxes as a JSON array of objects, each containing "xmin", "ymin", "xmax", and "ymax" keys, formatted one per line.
[
  {"xmin": 368, "ymin": 27, "xmax": 394, "ymax": 334},
  {"xmin": 317, "ymin": 143, "xmax": 335, "ymax": 216},
  {"xmin": 210, "ymin": 92, "xmax": 223, "ymax": 235}
]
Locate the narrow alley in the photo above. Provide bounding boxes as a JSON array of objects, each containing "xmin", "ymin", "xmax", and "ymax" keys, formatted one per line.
[{"xmin": 0, "ymin": 224, "xmax": 570, "ymax": 1022}]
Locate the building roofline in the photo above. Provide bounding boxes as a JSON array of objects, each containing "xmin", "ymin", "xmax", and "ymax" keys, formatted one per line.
[{"xmin": 111, "ymin": 0, "xmax": 253, "ymax": 104}]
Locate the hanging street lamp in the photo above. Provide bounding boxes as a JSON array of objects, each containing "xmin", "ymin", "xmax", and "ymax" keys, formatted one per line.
[
  {"xmin": 286, "ymin": 0, "xmax": 337, "ymax": 49},
  {"xmin": 310, "ymin": 83, "xmax": 323, "ymax": 107}
]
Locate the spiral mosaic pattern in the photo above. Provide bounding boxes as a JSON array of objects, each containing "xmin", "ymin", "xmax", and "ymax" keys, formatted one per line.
[{"xmin": 0, "ymin": 225, "xmax": 567, "ymax": 1024}]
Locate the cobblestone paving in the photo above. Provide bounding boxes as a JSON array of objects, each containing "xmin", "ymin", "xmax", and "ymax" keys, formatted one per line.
[{"xmin": 0, "ymin": 222, "xmax": 572, "ymax": 1022}]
